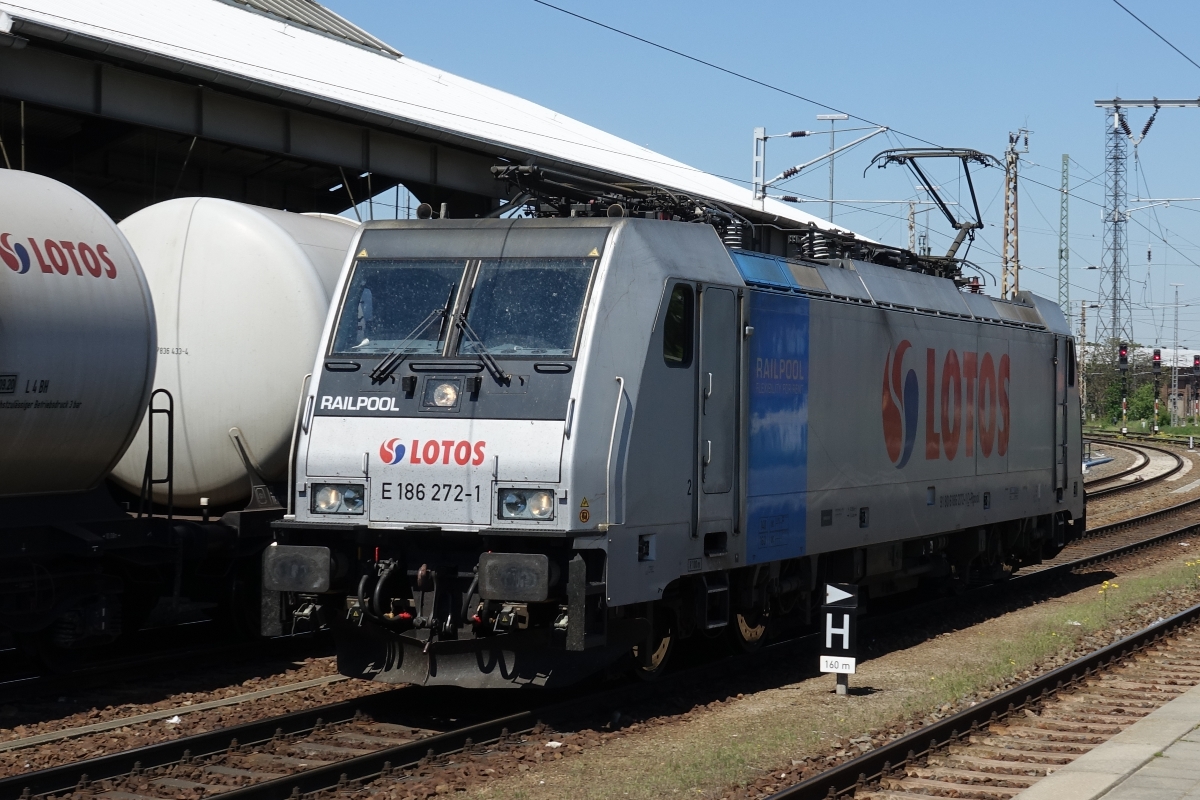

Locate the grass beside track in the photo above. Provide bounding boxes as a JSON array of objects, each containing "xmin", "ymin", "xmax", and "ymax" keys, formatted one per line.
[{"xmin": 457, "ymin": 556, "xmax": 1200, "ymax": 800}]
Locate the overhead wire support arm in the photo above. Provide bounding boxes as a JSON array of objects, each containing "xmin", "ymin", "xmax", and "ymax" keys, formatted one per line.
[{"xmin": 757, "ymin": 127, "xmax": 888, "ymax": 199}]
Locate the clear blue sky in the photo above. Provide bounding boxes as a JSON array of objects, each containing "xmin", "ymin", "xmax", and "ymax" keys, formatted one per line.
[{"xmin": 326, "ymin": 0, "xmax": 1200, "ymax": 353}]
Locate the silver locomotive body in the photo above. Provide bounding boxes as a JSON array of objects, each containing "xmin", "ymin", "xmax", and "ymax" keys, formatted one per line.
[{"xmin": 270, "ymin": 217, "xmax": 1083, "ymax": 687}]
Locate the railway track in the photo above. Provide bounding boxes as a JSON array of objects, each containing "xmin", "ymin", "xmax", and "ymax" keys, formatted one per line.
[
  {"xmin": 0, "ymin": 627, "xmax": 332, "ymax": 706},
  {"xmin": 1083, "ymin": 439, "xmax": 1151, "ymax": 488},
  {"xmin": 763, "ymin": 600, "xmax": 1200, "ymax": 800},
  {"xmin": 1084, "ymin": 438, "xmax": 1185, "ymax": 499},
  {"xmin": 10, "ymin": 495, "xmax": 1200, "ymax": 800}
]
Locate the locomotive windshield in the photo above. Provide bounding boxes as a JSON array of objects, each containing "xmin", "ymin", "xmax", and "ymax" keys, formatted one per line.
[
  {"xmin": 330, "ymin": 256, "xmax": 595, "ymax": 358},
  {"xmin": 459, "ymin": 257, "xmax": 594, "ymax": 356},
  {"xmin": 330, "ymin": 259, "xmax": 462, "ymax": 355}
]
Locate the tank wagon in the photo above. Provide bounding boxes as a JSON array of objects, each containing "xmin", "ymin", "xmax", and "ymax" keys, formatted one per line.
[
  {"xmin": 267, "ymin": 216, "xmax": 1084, "ymax": 688},
  {"xmin": 0, "ymin": 171, "xmax": 162, "ymax": 654},
  {"xmin": 0, "ymin": 172, "xmax": 358, "ymax": 657},
  {"xmin": 111, "ymin": 198, "xmax": 358, "ymax": 509}
]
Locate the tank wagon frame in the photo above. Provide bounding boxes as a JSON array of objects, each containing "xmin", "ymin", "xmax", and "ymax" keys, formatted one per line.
[{"xmin": 267, "ymin": 216, "xmax": 1083, "ymax": 688}]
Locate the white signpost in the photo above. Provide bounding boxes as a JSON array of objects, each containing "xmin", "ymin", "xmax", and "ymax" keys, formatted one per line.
[{"xmin": 820, "ymin": 583, "xmax": 859, "ymax": 695}]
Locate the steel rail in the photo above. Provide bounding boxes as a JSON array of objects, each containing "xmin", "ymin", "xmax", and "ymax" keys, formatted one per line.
[
  {"xmin": 1, "ymin": 690, "xmax": 399, "ymax": 798},
  {"xmin": 1083, "ymin": 486, "xmax": 1200, "ymax": 541},
  {"xmin": 12, "ymin": 469, "xmax": 1200, "ymax": 800},
  {"xmin": 1086, "ymin": 438, "xmax": 1184, "ymax": 498},
  {"xmin": 1085, "ymin": 427, "xmax": 1200, "ymax": 448},
  {"xmin": 765, "ymin": 598, "xmax": 1200, "ymax": 800},
  {"xmin": 0, "ymin": 630, "xmax": 329, "ymax": 706},
  {"xmin": 1082, "ymin": 439, "xmax": 1150, "ymax": 487},
  {"xmin": 218, "ymin": 713, "xmax": 534, "ymax": 800}
]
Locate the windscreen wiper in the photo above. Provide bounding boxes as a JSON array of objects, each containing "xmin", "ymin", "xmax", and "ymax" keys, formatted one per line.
[
  {"xmin": 455, "ymin": 314, "xmax": 510, "ymax": 385},
  {"xmin": 368, "ymin": 285, "xmax": 457, "ymax": 384}
]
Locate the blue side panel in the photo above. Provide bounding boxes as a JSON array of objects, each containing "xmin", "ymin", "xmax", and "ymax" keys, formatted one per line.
[
  {"xmin": 730, "ymin": 250, "xmax": 791, "ymax": 288},
  {"xmin": 746, "ymin": 291, "xmax": 810, "ymax": 564}
]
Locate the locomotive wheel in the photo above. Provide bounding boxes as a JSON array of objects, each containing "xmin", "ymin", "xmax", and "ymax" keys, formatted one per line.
[
  {"xmin": 631, "ymin": 610, "xmax": 675, "ymax": 681},
  {"xmin": 729, "ymin": 607, "xmax": 769, "ymax": 653}
]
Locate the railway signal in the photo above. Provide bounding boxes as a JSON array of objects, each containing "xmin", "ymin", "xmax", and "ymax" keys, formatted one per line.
[
  {"xmin": 820, "ymin": 583, "xmax": 859, "ymax": 695},
  {"xmin": 1119, "ymin": 343, "xmax": 1129, "ymax": 370},
  {"xmin": 1153, "ymin": 349, "xmax": 1163, "ymax": 432},
  {"xmin": 1193, "ymin": 355, "xmax": 1199, "ymax": 376}
]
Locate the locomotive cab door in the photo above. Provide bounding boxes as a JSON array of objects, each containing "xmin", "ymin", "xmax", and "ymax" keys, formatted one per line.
[{"xmin": 697, "ymin": 286, "xmax": 738, "ymax": 543}]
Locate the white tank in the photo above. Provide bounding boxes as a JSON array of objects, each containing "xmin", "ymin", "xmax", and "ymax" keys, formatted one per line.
[
  {"xmin": 0, "ymin": 171, "xmax": 156, "ymax": 497},
  {"xmin": 111, "ymin": 199, "xmax": 358, "ymax": 507}
]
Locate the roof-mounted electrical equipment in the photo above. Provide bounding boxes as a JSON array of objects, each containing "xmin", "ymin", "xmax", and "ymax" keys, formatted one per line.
[{"xmin": 866, "ymin": 147, "xmax": 1001, "ymax": 272}]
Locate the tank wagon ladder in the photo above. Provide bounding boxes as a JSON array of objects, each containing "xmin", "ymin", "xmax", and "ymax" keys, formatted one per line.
[{"xmin": 137, "ymin": 388, "xmax": 179, "ymax": 607}]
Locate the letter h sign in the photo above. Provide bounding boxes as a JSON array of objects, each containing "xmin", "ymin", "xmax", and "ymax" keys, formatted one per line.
[{"xmin": 819, "ymin": 583, "xmax": 858, "ymax": 676}]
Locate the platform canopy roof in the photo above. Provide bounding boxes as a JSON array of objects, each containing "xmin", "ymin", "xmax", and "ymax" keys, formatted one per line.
[{"xmin": 0, "ymin": 0, "xmax": 847, "ymax": 231}]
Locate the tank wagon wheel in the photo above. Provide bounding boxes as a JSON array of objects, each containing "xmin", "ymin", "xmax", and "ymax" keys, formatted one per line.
[
  {"xmin": 631, "ymin": 606, "xmax": 676, "ymax": 681},
  {"xmin": 729, "ymin": 607, "xmax": 769, "ymax": 653}
]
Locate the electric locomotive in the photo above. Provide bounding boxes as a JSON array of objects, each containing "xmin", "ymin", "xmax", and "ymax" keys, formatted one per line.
[{"xmin": 267, "ymin": 215, "xmax": 1083, "ymax": 688}]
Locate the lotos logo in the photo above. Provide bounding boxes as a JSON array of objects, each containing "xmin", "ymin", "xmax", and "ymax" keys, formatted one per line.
[
  {"xmin": 882, "ymin": 341, "xmax": 1011, "ymax": 467},
  {"xmin": 1, "ymin": 233, "xmax": 118, "ymax": 278},
  {"xmin": 882, "ymin": 341, "xmax": 919, "ymax": 468},
  {"xmin": 379, "ymin": 438, "xmax": 406, "ymax": 465},
  {"xmin": 0, "ymin": 234, "xmax": 30, "ymax": 274},
  {"xmin": 379, "ymin": 438, "xmax": 487, "ymax": 467}
]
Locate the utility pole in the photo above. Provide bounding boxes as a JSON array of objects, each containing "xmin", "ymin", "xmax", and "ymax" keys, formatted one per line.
[
  {"xmin": 1080, "ymin": 301, "xmax": 1089, "ymax": 416},
  {"xmin": 1059, "ymin": 154, "xmax": 1070, "ymax": 327},
  {"xmin": 1093, "ymin": 99, "xmax": 1170, "ymax": 359},
  {"xmin": 1080, "ymin": 301, "xmax": 1097, "ymax": 417},
  {"xmin": 817, "ymin": 113, "xmax": 849, "ymax": 223},
  {"xmin": 1098, "ymin": 107, "xmax": 1130, "ymax": 356},
  {"xmin": 908, "ymin": 200, "xmax": 916, "ymax": 252},
  {"xmin": 1002, "ymin": 129, "xmax": 1030, "ymax": 299},
  {"xmin": 1172, "ymin": 284, "xmax": 1183, "ymax": 428},
  {"xmin": 752, "ymin": 127, "xmax": 766, "ymax": 206}
]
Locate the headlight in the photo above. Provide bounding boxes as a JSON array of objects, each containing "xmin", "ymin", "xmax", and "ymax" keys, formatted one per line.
[
  {"xmin": 422, "ymin": 378, "xmax": 462, "ymax": 409},
  {"xmin": 432, "ymin": 382, "xmax": 458, "ymax": 407},
  {"xmin": 498, "ymin": 489, "xmax": 555, "ymax": 520},
  {"xmin": 311, "ymin": 483, "xmax": 365, "ymax": 514}
]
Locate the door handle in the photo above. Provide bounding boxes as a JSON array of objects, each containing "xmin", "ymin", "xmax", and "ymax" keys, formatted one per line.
[
  {"xmin": 605, "ymin": 377, "xmax": 625, "ymax": 528},
  {"xmin": 704, "ymin": 372, "xmax": 713, "ymax": 399},
  {"xmin": 703, "ymin": 439, "xmax": 712, "ymax": 466}
]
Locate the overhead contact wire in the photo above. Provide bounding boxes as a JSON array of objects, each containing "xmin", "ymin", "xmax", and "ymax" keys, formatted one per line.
[{"xmin": 529, "ymin": 0, "xmax": 943, "ymax": 148}]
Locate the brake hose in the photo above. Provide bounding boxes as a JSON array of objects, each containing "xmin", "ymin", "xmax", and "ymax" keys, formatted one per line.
[
  {"xmin": 460, "ymin": 572, "xmax": 479, "ymax": 624},
  {"xmin": 372, "ymin": 560, "xmax": 398, "ymax": 619},
  {"xmin": 357, "ymin": 574, "xmax": 379, "ymax": 622}
]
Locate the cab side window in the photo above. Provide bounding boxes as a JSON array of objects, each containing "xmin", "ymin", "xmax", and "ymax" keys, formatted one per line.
[{"xmin": 663, "ymin": 283, "xmax": 693, "ymax": 368}]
